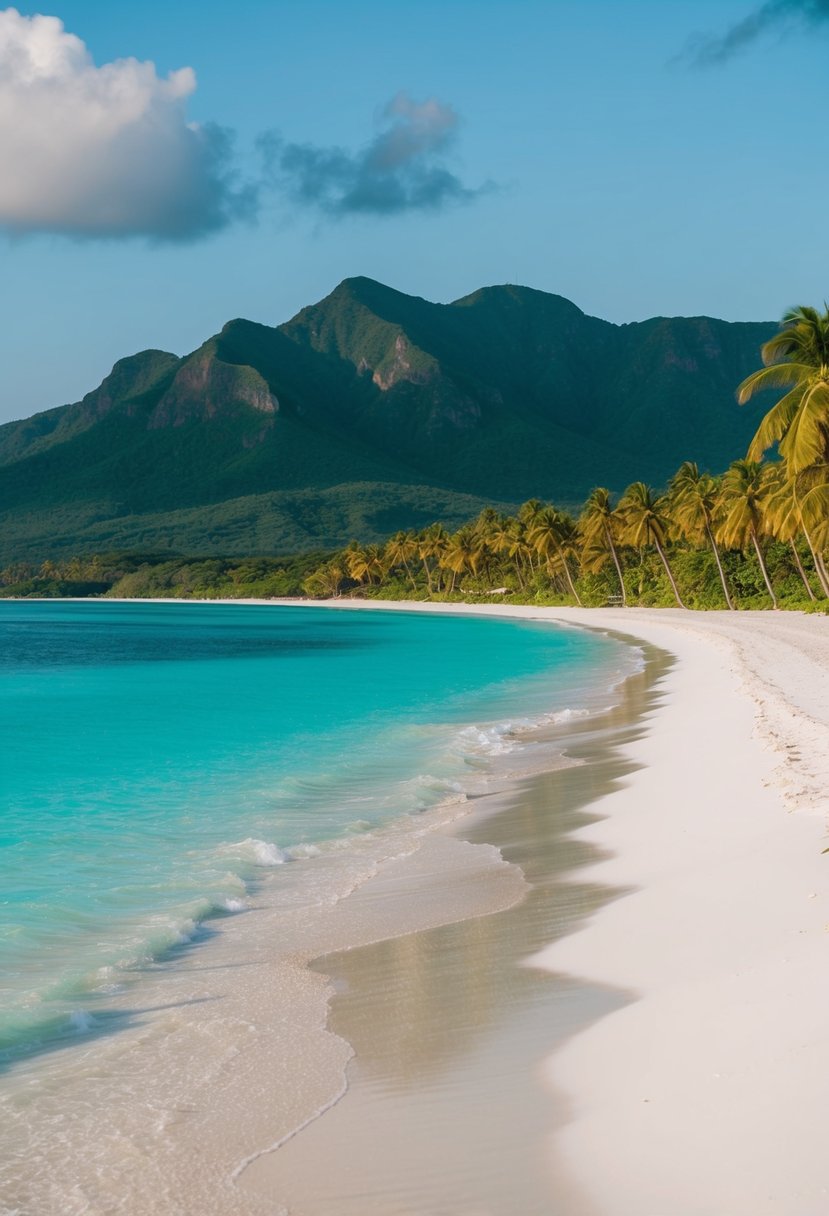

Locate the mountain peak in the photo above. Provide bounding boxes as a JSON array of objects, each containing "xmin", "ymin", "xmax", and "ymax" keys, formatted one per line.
[
  {"xmin": 0, "ymin": 277, "xmax": 778, "ymax": 563},
  {"xmin": 326, "ymin": 276, "xmax": 428, "ymax": 312},
  {"xmin": 450, "ymin": 283, "xmax": 586, "ymax": 317}
]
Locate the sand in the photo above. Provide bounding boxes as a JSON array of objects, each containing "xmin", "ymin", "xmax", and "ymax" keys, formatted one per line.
[
  {"xmin": 282, "ymin": 601, "xmax": 829, "ymax": 1214},
  {"xmin": 533, "ymin": 609, "xmax": 829, "ymax": 1215},
  {"xmin": 5, "ymin": 600, "xmax": 829, "ymax": 1215}
]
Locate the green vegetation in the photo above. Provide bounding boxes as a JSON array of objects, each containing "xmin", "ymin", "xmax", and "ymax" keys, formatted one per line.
[
  {"xmin": 0, "ymin": 552, "xmax": 329, "ymax": 601},
  {"xmin": 0, "ymin": 278, "xmax": 776, "ymax": 563},
  {"xmin": 1, "ymin": 294, "xmax": 826, "ymax": 614},
  {"xmin": 294, "ymin": 470, "xmax": 824, "ymax": 612},
  {"xmin": 295, "ymin": 304, "xmax": 829, "ymax": 613}
]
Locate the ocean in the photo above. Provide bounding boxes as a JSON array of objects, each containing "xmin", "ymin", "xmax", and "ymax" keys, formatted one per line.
[{"xmin": 0, "ymin": 600, "xmax": 638, "ymax": 1064}]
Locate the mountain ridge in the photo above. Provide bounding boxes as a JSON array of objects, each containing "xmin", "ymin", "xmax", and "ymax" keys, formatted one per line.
[{"xmin": 0, "ymin": 278, "xmax": 777, "ymax": 562}]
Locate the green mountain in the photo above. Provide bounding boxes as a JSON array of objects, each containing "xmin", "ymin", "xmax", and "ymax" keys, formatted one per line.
[{"xmin": 0, "ymin": 278, "xmax": 776, "ymax": 562}]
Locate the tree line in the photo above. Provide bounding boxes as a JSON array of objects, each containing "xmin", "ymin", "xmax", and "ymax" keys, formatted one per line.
[
  {"xmin": 302, "ymin": 306, "xmax": 829, "ymax": 611},
  {"xmin": 2, "ymin": 305, "xmax": 826, "ymax": 611}
]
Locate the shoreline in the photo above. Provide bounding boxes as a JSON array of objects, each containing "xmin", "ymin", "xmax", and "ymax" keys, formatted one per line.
[
  {"xmin": 2, "ymin": 600, "xmax": 643, "ymax": 1216},
  {"xmin": 234, "ymin": 639, "xmax": 670, "ymax": 1215},
  {"xmin": 3, "ymin": 599, "xmax": 828, "ymax": 1213},
  {"xmin": 268, "ymin": 600, "xmax": 829, "ymax": 1212}
]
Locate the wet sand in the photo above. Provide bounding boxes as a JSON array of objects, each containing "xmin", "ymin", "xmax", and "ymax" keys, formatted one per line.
[
  {"xmin": 1, "ymin": 611, "xmax": 660, "ymax": 1216},
  {"xmin": 8, "ymin": 600, "xmax": 826, "ymax": 1215},
  {"xmin": 237, "ymin": 651, "xmax": 670, "ymax": 1215},
  {"xmin": 253, "ymin": 600, "xmax": 829, "ymax": 1216}
]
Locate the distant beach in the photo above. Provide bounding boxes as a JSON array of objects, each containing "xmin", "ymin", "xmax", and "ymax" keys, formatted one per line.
[{"xmin": 2, "ymin": 601, "xmax": 827, "ymax": 1215}]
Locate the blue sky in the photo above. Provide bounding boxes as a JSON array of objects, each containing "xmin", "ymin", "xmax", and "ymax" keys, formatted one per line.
[{"xmin": 1, "ymin": 0, "xmax": 828, "ymax": 423}]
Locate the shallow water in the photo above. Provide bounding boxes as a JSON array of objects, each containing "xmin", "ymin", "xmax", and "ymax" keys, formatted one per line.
[
  {"xmin": 0, "ymin": 601, "xmax": 635, "ymax": 1061},
  {"xmin": 239, "ymin": 651, "xmax": 670, "ymax": 1216},
  {"xmin": 0, "ymin": 602, "xmax": 647, "ymax": 1216}
]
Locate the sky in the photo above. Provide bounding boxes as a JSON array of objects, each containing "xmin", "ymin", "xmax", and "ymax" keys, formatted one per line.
[{"xmin": 1, "ymin": 0, "xmax": 828, "ymax": 423}]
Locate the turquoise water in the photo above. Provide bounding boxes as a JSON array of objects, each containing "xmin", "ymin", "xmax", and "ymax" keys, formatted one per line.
[{"xmin": 0, "ymin": 601, "xmax": 635, "ymax": 1059}]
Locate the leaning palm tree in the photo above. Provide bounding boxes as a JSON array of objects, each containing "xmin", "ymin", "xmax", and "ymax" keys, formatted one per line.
[
  {"xmin": 791, "ymin": 463, "xmax": 829, "ymax": 594},
  {"xmin": 385, "ymin": 531, "xmax": 419, "ymax": 592},
  {"xmin": 798, "ymin": 465, "xmax": 829, "ymax": 548},
  {"xmin": 528, "ymin": 506, "xmax": 583, "ymax": 605},
  {"xmin": 344, "ymin": 542, "xmax": 369, "ymax": 586},
  {"xmin": 491, "ymin": 516, "xmax": 532, "ymax": 590},
  {"xmin": 764, "ymin": 465, "xmax": 820, "ymax": 601},
  {"xmin": 346, "ymin": 542, "xmax": 385, "ymax": 586},
  {"xmin": 578, "ymin": 487, "xmax": 627, "ymax": 605},
  {"xmin": 668, "ymin": 461, "xmax": 734, "ymax": 609},
  {"xmin": 738, "ymin": 306, "xmax": 829, "ymax": 592},
  {"xmin": 617, "ymin": 482, "xmax": 686, "ymax": 608},
  {"xmin": 302, "ymin": 561, "xmax": 345, "ymax": 598},
  {"xmin": 471, "ymin": 508, "xmax": 503, "ymax": 584},
  {"xmin": 417, "ymin": 523, "xmax": 448, "ymax": 594},
  {"xmin": 440, "ymin": 528, "xmax": 484, "ymax": 594},
  {"xmin": 738, "ymin": 305, "xmax": 829, "ymax": 474},
  {"xmin": 518, "ymin": 499, "xmax": 546, "ymax": 573},
  {"xmin": 717, "ymin": 460, "xmax": 779, "ymax": 608}
]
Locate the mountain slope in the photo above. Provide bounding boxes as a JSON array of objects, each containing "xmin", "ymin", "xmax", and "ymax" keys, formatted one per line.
[{"xmin": 0, "ymin": 278, "xmax": 777, "ymax": 562}]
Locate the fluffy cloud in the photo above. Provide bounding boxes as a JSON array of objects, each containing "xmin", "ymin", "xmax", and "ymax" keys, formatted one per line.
[
  {"xmin": 260, "ymin": 92, "xmax": 488, "ymax": 216},
  {"xmin": 0, "ymin": 8, "xmax": 254, "ymax": 239},
  {"xmin": 682, "ymin": 0, "xmax": 829, "ymax": 66}
]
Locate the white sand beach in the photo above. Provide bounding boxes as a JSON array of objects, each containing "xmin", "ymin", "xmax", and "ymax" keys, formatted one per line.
[
  {"xmin": 294, "ymin": 601, "xmax": 829, "ymax": 1214},
  {"xmin": 4, "ymin": 600, "xmax": 828, "ymax": 1215},
  {"xmin": 534, "ymin": 608, "xmax": 829, "ymax": 1215}
]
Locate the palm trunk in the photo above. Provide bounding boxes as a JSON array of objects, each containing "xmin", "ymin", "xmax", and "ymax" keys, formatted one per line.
[
  {"xmin": 793, "ymin": 488, "xmax": 829, "ymax": 597},
  {"xmin": 705, "ymin": 522, "xmax": 734, "ymax": 610},
  {"xmin": 802, "ymin": 526, "xmax": 829, "ymax": 597},
  {"xmin": 604, "ymin": 524, "xmax": 627, "ymax": 606},
  {"xmin": 817, "ymin": 552, "xmax": 829, "ymax": 598},
  {"xmin": 789, "ymin": 539, "xmax": 817, "ymax": 601},
  {"xmin": 420, "ymin": 558, "xmax": 433, "ymax": 594},
  {"xmin": 653, "ymin": 537, "xmax": 686, "ymax": 609},
  {"xmin": 751, "ymin": 528, "xmax": 778, "ymax": 609},
  {"xmin": 555, "ymin": 544, "xmax": 583, "ymax": 606}
]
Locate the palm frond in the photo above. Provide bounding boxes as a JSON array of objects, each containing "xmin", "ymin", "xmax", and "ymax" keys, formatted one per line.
[{"xmin": 737, "ymin": 362, "xmax": 811, "ymax": 403}]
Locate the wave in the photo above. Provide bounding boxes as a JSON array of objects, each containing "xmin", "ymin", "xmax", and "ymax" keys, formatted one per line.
[{"xmin": 218, "ymin": 837, "xmax": 288, "ymax": 868}]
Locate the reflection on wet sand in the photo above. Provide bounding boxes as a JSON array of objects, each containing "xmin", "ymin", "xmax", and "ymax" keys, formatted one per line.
[{"xmin": 239, "ymin": 649, "xmax": 671, "ymax": 1216}]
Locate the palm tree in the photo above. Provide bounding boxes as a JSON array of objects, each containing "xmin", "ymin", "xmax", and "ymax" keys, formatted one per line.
[
  {"xmin": 441, "ymin": 528, "xmax": 484, "ymax": 593},
  {"xmin": 764, "ymin": 466, "xmax": 820, "ymax": 601},
  {"xmin": 491, "ymin": 517, "xmax": 532, "ymax": 590},
  {"xmin": 471, "ymin": 508, "xmax": 503, "ymax": 584},
  {"xmin": 417, "ymin": 524, "xmax": 448, "ymax": 594},
  {"xmin": 791, "ymin": 463, "xmax": 829, "ymax": 594},
  {"xmin": 528, "ymin": 506, "xmax": 582, "ymax": 605},
  {"xmin": 303, "ymin": 561, "xmax": 345, "ymax": 598},
  {"xmin": 738, "ymin": 306, "xmax": 829, "ymax": 594},
  {"xmin": 738, "ymin": 305, "xmax": 829, "ymax": 474},
  {"xmin": 518, "ymin": 499, "xmax": 546, "ymax": 573},
  {"xmin": 345, "ymin": 542, "xmax": 385, "ymax": 587},
  {"xmin": 717, "ymin": 460, "xmax": 779, "ymax": 608},
  {"xmin": 668, "ymin": 462, "xmax": 734, "ymax": 609},
  {"xmin": 578, "ymin": 487, "xmax": 627, "ymax": 605},
  {"xmin": 798, "ymin": 466, "xmax": 829, "ymax": 550},
  {"xmin": 344, "ymin": 542, "xmax": 370, "ymax": 586},
  {"xmin": 617, "ymin": 482, "xmax": 686, "ymax": 608},
  {"xmin": 385, "ymin": 531, "xmax": 418, "ymax": 592}
]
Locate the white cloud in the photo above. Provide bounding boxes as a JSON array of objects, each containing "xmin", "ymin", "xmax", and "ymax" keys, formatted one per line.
[{"xmin": 0, "ymin": 7, "xmax": 254, "ymax": 239}]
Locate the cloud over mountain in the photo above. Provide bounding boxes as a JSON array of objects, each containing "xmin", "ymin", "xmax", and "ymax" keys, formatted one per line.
[
  {"xmin": 0, "ymin": 7, "xmax": 254, "ymax": 240},
  {"xmin": 683, "ymin": 0, "xmax": 829, "ymax": 66},
  {"xmin": 260, "ymin": 92, "xmax": 488, "ymax": 217}
]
